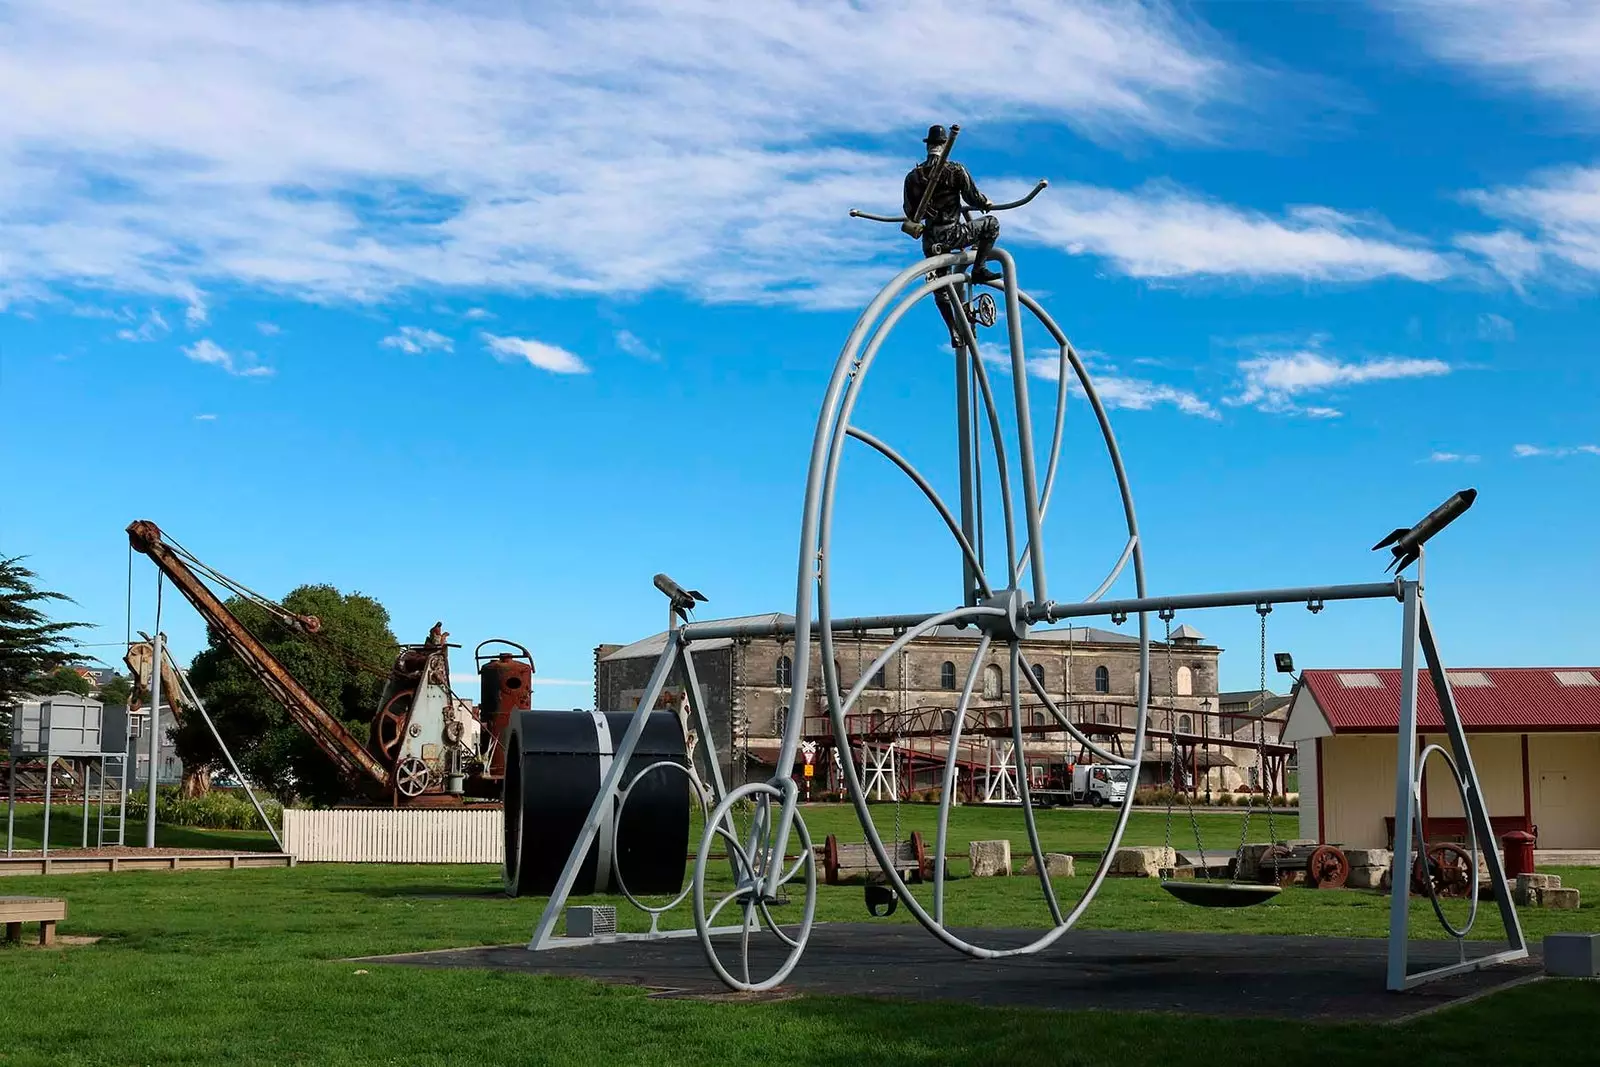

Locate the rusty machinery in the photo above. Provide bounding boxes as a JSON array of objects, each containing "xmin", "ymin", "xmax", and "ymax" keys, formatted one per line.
[{"xmin": 126, "ymin": 519, "xmax": 531, "ymax": 805}]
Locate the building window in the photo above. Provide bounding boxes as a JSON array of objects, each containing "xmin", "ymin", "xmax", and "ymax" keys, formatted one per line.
[
  {"xmin": 940, "ymin": 661, "xmax": 957, "ymax": 690},
  {"xmin": 941, "ymin": 709, "xmax": 956, "ymax": 732},
  {"xmin": 776, "ymin": 655, "xmax": 792, "ymax": 688},
  {"xmin": 982, "ymin": 664, "xmax": 1003, "ymax": 700},
  {"xmin": 869, "ymin": 708, "xmax": 886, "ymax": 733},
  {"xmin": 985, "ymin": 711, "xmax": 1004, "ymax": 730},
  {"xmin": 1176, "ymin": 665, "xmax": 1193, "ymax": 696},
  {"xmin": 1094, "ymin": 665, "xmax": 1110, "ymax": 694},
  {"xmin": 1030, "ymin": 710, "xmax": 1046, "ymax": 728},
  {"xmin": 1178, "ymin": 714, "xmax": 1192, "ymax": 734},
  {"xmin": 1030, "ymin": 663, "xmax": 1046, "ymax": 689},
  {"xmin": 1096, "ymin": 710, "xmax": 1109, "ymax": 723},
  {"xmin": 871, "ymin": 664, "xmax": 888, "ymax": 689}
]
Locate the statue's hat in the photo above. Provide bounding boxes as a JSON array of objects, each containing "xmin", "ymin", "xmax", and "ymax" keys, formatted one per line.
[{"xmin": 922, "ymin": 124, "xmax": 949, "ymax": 146}]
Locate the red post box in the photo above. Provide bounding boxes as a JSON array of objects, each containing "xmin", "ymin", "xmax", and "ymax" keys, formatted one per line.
[{"xmin": 1501, "ymin": 829, "xmax": 1537, "ymax": 880}]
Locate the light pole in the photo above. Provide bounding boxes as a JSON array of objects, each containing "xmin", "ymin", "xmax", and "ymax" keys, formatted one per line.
[{"xmin": 1201, "ymin": 697, "xmax": 1212, "ymax": 805}]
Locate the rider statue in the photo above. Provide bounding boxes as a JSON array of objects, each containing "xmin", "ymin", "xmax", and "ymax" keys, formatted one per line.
[{"xmin": 902, "ymin": 124, "xmax": 1002, "ymax": 284}]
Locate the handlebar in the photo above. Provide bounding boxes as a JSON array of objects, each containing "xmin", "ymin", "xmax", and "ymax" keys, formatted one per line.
[{"xmin": 848, "ymin": 179, "xmax": 1049, "ymax": 224}]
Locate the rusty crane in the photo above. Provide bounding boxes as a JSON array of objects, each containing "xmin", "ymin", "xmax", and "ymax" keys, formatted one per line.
[{"xmin": 126, "ymin": 520, "xmax": 533, "ymax": 805}]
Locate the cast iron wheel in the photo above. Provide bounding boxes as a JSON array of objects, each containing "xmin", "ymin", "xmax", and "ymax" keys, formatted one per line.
[
  {"xmin": 395, "ymin": 755, "xmax": 430, "ymax": 798},
  {"xmin": 373, "ymin": 690, "xmax": 414, "ymax": 761},
  {"xmin": 1411, "ymin": 842, "xmax": 1473, "ymax": 899},
  {"xmin": 1305, "ymin": 844, "xmax": 1350, "ymax": 889}
]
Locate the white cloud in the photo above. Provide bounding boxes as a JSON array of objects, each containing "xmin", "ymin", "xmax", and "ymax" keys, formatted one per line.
[
  {"xmin": 1424, "ymin": 450, "xmax": 1479, "ymax": 463},
  {"xmin": 1227, "ymin": 343, "xmax": 1451, "ymax": 416},
  {"xmin": 462, "ymin": 308, "xmax": 492, "ymax": 321},
  {"xmin": 116, "ymin": 308, "xmax": 169, "ymax": 342},
  {"xmin": 1513, "ymin": 443, "xmax": 1600, "ymax": 458},
  {"xmin": 1475, "ymin": 312, "xmax": 1514, "ymax": 340},
  {"xmin": 978, "ymin": 342, "xmax": 1216, "ymax": 418},
  {"xmin": 184, "ymin": 295, "xmax": 208, "ymax": 328},
  {"xmin": 194, "ymin": 413, "xmax": 217, "ymax": 421},
  {"xmin": 1007, "ymin": 183, "xmax": 1454, "ymax": 282},
  {"xmin": 482, "ymin": 332, "xmax": 588, "ymax": 374},
  {"xmin": 181, "ymin": 338, "xmax": 272, "ymax": 377},
  {"xmin": 380, "ymin": 325, "xmax": 453, "ymax": 354},
  {"xmin": 0, "ymin": 1, "xmax": 1283, "ymax": 310},
  {"xmin": 614, "ymin": 329, "xmax": 660, "ymax": 361},
  {"xmin": 1385, "ymin": 1, "xmax": 1600, "ymax": 109},
  {"xmin": 256, "ymin": 321, "xmax": 281, "ymax": 335},
  {"xmin": 1457, "ymin": 165, "xmax": 1600, "ymax": 285}
]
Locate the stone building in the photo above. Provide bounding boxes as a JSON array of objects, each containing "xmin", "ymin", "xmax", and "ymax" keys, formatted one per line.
[{"xmin": 595, "ymin": 615, "xmax": 1243, "ymax": 792}]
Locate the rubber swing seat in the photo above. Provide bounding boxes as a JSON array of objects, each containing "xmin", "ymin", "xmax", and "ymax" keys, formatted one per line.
[{"xmin": 1160, "ymin": 880, "xmax": 1282, "ymax": 908}]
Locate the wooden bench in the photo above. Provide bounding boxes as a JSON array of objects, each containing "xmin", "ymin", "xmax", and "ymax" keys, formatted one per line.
[
  {"xmin": 822, "ymin": 832, "xmax": 929, "ymax": 886},
  {"xmin": 1, "ymin": 896, "xmax": 66, "ymax": 946}
]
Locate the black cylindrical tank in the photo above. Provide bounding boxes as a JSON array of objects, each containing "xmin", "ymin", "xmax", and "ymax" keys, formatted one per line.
[{"xmin": 502, "ymin": 708, "xmax": 690, "ymax": 898}]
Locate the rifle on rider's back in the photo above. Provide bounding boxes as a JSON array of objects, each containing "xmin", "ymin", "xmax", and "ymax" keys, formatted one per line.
[{"xmin": 902, "ymin": 123, "xmax": 959, "ymax": 238}]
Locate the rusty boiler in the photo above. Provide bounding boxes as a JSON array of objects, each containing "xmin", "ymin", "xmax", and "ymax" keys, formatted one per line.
[{"xmin": 476, "ymin": 641, "xmax": 534, "ymax": 779}]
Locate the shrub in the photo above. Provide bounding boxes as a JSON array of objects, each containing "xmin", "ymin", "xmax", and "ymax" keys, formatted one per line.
[{"xmin": 125, "ymin": 785, "xmax": 282, "ymax": 830}]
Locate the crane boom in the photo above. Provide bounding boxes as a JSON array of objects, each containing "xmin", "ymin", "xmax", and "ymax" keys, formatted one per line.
[{"xmin": 126, "ymin": 519, "xmax": 391, "ymax": 793}]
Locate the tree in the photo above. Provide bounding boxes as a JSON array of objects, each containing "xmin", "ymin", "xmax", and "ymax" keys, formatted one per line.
[
  {"xmin": 98, "ymin": 676, "xmax": 134, "ymax": 706},
  {"xmin": 177, "ymin": 584, "xmax": 398, "ymax": 805},
  {"xmin": 31, "ymin": 665, "xmax": 94, "ymax": 696},
  {"xmin": 0, "ymin": 556, "xmax": 85, "ymax": 746}
]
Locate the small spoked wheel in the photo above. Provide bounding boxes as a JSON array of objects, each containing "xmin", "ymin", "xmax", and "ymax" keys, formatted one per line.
[
  {"xmin": 693, "ymin": 781, "xmax": 817, "ymax": 992},
  {"xmin": 968, "ymin": 291, "xmax": 997, "ymax": 327},
  {"xmin": 394, "ymin": 756, "xmax": 430, "ymax": 798}
]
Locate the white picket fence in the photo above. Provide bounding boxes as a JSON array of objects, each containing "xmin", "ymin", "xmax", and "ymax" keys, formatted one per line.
[{"xmin": 282, "ymin": 808, "xmax": 503, "ymax": 863}]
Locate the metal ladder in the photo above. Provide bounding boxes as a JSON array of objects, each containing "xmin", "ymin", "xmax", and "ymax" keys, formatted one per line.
[{"xmin": 97, "ymin": 753, "xmax": 128, "ymax": 847}]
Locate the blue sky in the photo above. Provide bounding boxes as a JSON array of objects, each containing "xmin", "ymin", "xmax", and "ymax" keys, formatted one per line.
[{"xmin": 2, "ymin": 0, "xmax": 1597, "ymax": 698}]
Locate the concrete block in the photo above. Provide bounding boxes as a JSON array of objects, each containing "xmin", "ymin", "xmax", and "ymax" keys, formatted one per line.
[
  {"xmin": 1346, "ymin": 866, "xmax": 1386, "ymax": 890},
  {"xmin": 1109, "ymin": 846, "xmax": 1175, "ymax": 878},
  {"xmin": 1543, "ymin": 887, "xmax": 1581, "ymax": 910},
  {"xmin": 1021, "ymin": 853, "xmax": 1075, "ymax": 878},
  {"xmin": 968, "ymin": 839, "xmax": 1012, "ymax": 877},
  {"xmin": 1515, "ymin": 873, "xmax": 1561, "ymax": 905},
  {"xmin": 1544, "ymin": 933, "xmax": 1600, "ymax": 977},
  {"xmin": 1343, "ymin": 849, "xmax": 1392, "ymax": 868}
]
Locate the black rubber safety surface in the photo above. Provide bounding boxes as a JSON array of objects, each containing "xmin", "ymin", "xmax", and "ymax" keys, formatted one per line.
[{"xmin": 358, "ymin": 925, "xmax": 1539, "ymax": 1022}]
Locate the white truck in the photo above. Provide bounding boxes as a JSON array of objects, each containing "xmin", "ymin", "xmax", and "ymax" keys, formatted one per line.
[{"xmin": 1031, "ymin": 761, "xmax": 1131, "ymax": 808}]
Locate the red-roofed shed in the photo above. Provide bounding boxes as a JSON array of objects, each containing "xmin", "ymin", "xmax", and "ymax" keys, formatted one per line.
[{"xmin": 1284, "ymin": 668, "xmax": 1600, "ymax": 849}]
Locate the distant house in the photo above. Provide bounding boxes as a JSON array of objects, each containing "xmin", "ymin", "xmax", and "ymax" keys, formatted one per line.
[
  {"xmin": 1218, "ymin": 689, "xmax": 1292, "ymax": 741},
  {"xmin": 1285, "ymin": 667, "xmax": 1600, "ymax": 850}
]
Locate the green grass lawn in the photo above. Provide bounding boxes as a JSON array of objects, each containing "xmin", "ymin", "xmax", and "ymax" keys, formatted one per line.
[
  {"xmin": 1, "ymin": 804, "xmax": 1596, "ymax": 1065},
  {"xmin": 4, "ymin": 802, "xmax": 280, "ymax": 853}
]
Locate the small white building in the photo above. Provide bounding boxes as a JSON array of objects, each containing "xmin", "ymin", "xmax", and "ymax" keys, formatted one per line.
[{"xmin": 1285, "ymin": 667, "xmax": 1600, "ymax": 850}]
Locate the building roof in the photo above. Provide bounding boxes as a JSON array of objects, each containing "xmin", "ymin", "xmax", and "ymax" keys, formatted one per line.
[
  {"xmin": 1169, "ymin": 624, "xmax": 1205, "ymax": 642},
  {"xmin": 1283, "ymin": 667, "xmax": 1600, "ymax": 741},
  {"xmin": 600, "ymin": 615, "xmax": 1207, "ymax": 662},
  {"xmin": 1218, "ymin": 689, "xmax": 1290, "ymax": 719}
]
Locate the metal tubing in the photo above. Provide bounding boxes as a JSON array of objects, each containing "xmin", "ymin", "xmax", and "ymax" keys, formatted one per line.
[
  {"xmin": 174, "ymin": 661, "xmax": 284, "ymax": 851},
  {"xmin": 955, "ymin": 340, "xmax": 978, "ymax": 607},
  {"xmin": 934, "ymin": 632, "xmax": 990, "ymax": 924},
  {"xmin": 1010, "ymin": 640, "xmax": 1063, "ymax": 925},
  {"xmin": 1083, "ymin": 537, "xmax": 1138, "ymax": 605},
  {"xmin": 1035, "ymin": 581, "xmax": 1401, "ymax": 624},
  {"xmin": 81, "ymin": 759, "xmax": 89, "ymax": 848},
  {"xmin": 993, "ymin": 249, "xmax": 1048, "ymax": 602},
  {"xmin": 146, "ymin": 623, "xmax": 162, "ymax": 849},
  {"xmin": 679, "ymin": 645, "xmax": 729, "ymax": 805},
  {"xmin": 5, "ymin": 754, "xmax": 15, "ymax": 857},
  {"xmin": 1418, "ymin": 604, "xmax": 1527, "ymax": 956},
  {"xmin": 528, "ymin": 633, "xmax": 682, "ymax": 949},
  {"xmin": 956, "ymin": 308, "xmax": 1019, "ymax": 578},
  {"xmin": 847, "ymin": 425, "xmax": 990, "ymax": 599},
  {"xmin": 41, "ymin": 738, "xmax": 52, "ymax": 857},
  {"xmin": 1386, "ymin": 579, "xmax": 1422, "ymax": 992}
]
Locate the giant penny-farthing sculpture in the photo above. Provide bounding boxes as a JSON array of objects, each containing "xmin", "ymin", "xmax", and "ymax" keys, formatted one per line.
[{"xmin": 691, "ymin": 181, "xmax": 1156, "ymax": 990}]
